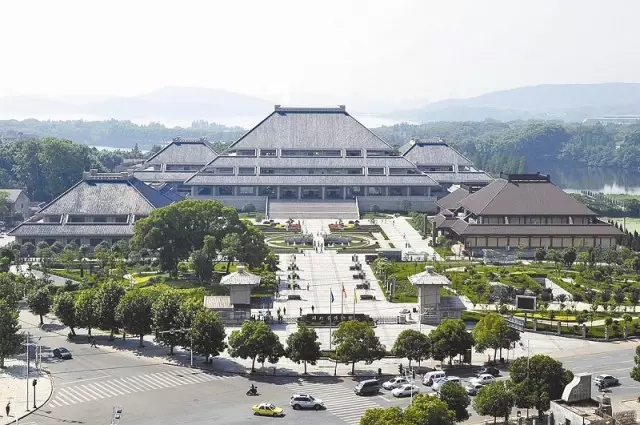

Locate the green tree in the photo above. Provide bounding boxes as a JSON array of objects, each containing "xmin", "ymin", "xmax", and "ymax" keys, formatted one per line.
[
  {"xmin": 285, "ymin": 324, "xmax": 322, "ymax": 374},
  {"xmin": 509, "ymin": 354, "xmax": 573, "ymax": 417},
  {"xmin": 176, "ymin": 298, "xmax": 206, "ymax": 348},
  {"xmin": 429, "ymin": 319, "xmax": 474, "ymax": 364},
  {"xmin": 0, "ymin": 273, "xmax": 20, "ymax": 308},
  {"xmin": 131, "ymin": 199, "xmax": 245, "ymax": 274},
  {"xmin": 332, "ymin": 320, "xmax": 386, "ymax": 375},
  {"xmin": 152, "ymin": 291, "xmax": 185, "ymax": 355},
  {"xmin": 189, "ymin": 310, "xmax": 227, "ymax": 360},
  {"xmin": 562, "ymin": 247, "xmax": 577, "ymax": 268},
  {"xmin": 190, "ymin": 250, "xmax": 213, "ymax": 282},
  {"xmin": 391, "ymin": 329, "xmax": 431, "ymax": 368},
  {"xmin": 95, "ymin": 281, "xmax": 125, "ymax": 340},
  {"xmin": 473, "ymin": 381, "xmax": 514, "ymax": 424},
  {"xmin": 472, "ymin": 313, "xmax": 519, "ymax": 362},
  {"xmin": 0, "ymin": 299, "xmax": 22, "ymax": 368},
  {"xmin": 117, "ymin": 291, "xmax": 153, "ymax": 347},
  {"xmin": 53, "ymin": 292, "xmax": 78, "ymax": 336},
  {"xmin": 404, "ymin": 394, "xmax": 455, "ymax": 425},
  {"xmin": 227, "ymin": 320, "xmax": 285, "ymax": 372},
  {"xmin": 546, "ymin": 249, "xmax": 560, "ymax": 269},
  {"xmin": 439, "ymin": 380, "xmax": 471, "ymax": 422},
  {"xmin": 26, "ymin": 286, "xmax": 53, "ymax": 325},
  {"xmin": 221, "ymin": 233, "xmax": 242, "ymax": 273},
  {"xmin": 534, "ymin": 248, "xmax": 547, "ymax": 262},
  {"xmin": 359, "ymin": 407, "xmax": 405, "ymax": 425},
  {"xmin": 630, "ymin": 345, "xmax": 640, "ymax": 382},
  {"xmin": 75, "ymin": 289, "xmax": 98, "ymax": 337}
]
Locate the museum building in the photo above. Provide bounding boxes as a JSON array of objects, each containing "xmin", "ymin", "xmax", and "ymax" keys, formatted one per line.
[{"xmin": 433, "ymin": 173, "xmax": 623, "ymax": 254}]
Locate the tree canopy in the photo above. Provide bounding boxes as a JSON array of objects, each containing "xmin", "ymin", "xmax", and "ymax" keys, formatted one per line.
[
  {"xmin": 429, "ymin": 319, "xmax": 474, "ymax": 364},
  {"xmin": 227, "ymin": 320, "xmax": 285, "ymax": 372},
  {"xmin": 392, "ymin": 329, "xmax": 430, "ymax": 368},
  {"xmin": 472, "ymin": 313, "xmax": 520, "ymax": 362},
  {"xmin": 285, "ymin": 324, "xmax": 322, "ymax": 374},
  {"xmin": 332, "ymin": 320, "xmax": 386, "ymax": 375}
]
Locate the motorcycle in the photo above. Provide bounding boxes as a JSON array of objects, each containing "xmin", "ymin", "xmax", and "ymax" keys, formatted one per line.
[
  {"xmin": 597, "ymin": 384, "xmax": 610, "ymax": 393},
  {"xmin": 246, "ymin": 387, "xmax": 259, "ymax": 396}
]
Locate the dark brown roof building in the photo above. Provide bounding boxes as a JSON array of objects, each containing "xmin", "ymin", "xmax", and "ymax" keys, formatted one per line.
[{"xmin": 433, "ymin": 173, "xmax": 623, "ymax": 254}]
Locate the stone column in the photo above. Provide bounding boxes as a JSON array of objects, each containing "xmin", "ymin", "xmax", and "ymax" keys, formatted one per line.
[
  {"xmin": 604, "ymin": 326, "xmax": 609, "ymax": 341},
  {"xmin": 427, "ymin": 187, "xmax": 432, "ymax": 197},
  {"xmin": 343, "ymin": 187, "xmax": 347, "ymax": 200},
  {"xmin": 532, "ymin": 318, "xmax": 537, "ymax": 331},
  {"xmin": 624, "ymin": 326, "xmax": 628, "ymax": 339},
  {"xmin": 276, "ymin": 186, "xmax": 281, "ymax": 199},
  {"xmin": 557, "ymin": 322, "xmax": 561, "ymax": 336},
  {"xmin": 322, "ymin": 186, "xmax": 326, "ymax": 199},
  {"xmin": 298, "ymin": 186, "xmax": 302, "ymax": 199}
]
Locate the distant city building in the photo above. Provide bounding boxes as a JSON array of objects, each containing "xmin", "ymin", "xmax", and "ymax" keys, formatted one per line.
[
  {"xmin": 9, "ymin": 170, "xmax": 176, "ymax": 247},
  {"xmin": 583, "ymin": 116, "xmax": 640, "ymax": 125},
  {"xmin": 433, "ymin": 173, "xmax": 623, "ymax": 256}
]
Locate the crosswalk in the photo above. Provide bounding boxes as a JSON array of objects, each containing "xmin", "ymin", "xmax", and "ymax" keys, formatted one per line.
[
  {"xmin": 48, "ymin": 370, "xmax": 237, "ymax": 407},
  {"xmin": 283, "ymin": 380, "xmax": 381, "ymax": 425}
]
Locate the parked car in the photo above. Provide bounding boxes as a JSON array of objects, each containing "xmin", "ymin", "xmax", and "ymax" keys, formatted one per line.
[
  {"xmin": 476, "ymin": 367, "xmax": 500, "ymax": 377},
  {"xmin": 252, "ymin": 403, "xmax": 284, "ymax": 417},
  {"xmin": 422, "ymin": 371, "xmax": 446, "ymax": 386},
  {"xmin": 432, "ymin": 376, "xmax": 461, "ymax": 392},
  {"xmin": 53, "ymin": 347, "xmax": 72, "ymax": 360},
  {"xmin": 290, "ymin": 394, "xmax": 325, "ymax": 410},
  {"xmin": 594, "ymin": 375, "xmax": 619, "ymax": 388},
  {"xmin": 466, "ymin": 383, "xmax": 484, "ymax": 396},
  {"xmin": 392, "ymin": 384, "xmax": 421, "ymax": 398},
  {"xmin": 354, "ymin": 379, "xmax": 381, "ymax": 396},
  {"xmin": 470, "ymin": 373, "xmax": 495, "ymax": 386},
  {"xmin": 382, "ymin": 377, "xmax": 409, "ymax": 390}
]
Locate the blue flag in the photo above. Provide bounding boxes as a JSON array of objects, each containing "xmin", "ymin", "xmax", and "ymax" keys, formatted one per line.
[{"xmin": 330, "ymin": 289, "xmax": 335, "ymax": 303}]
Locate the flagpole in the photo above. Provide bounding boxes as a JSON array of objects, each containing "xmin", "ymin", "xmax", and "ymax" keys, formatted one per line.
[
  {"xmin": 329, "ymin": 289, "xmax": 333, "ymax": 349},
  {"xmin": 354, "ymin": 290, "xmax": 356, "ymax": 314},
  {"xmin": 341, "ymin": 285, "xmax": 344, "ymax": 322}
]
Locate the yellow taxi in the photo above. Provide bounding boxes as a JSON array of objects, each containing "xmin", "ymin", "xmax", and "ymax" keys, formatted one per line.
[{"xmin": 251, "ymin": 402, "xmax": 285, "ymax": 417}]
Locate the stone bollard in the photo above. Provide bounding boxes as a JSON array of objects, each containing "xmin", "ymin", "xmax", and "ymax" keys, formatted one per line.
[
  {"xmin": 582, "ymin": 324, "xmax": 587, "ymax": 339},
  {"xmin": 533, "ymin": 318, "xmax": 537, "ymax": 332},
  {"xmin": 557, "ymin": 321, "xmax": 562, "ymax": 336},
  {"xmin": 624, "ymin": 326, "xmax": 628, "ymax": 339},
  {"xmin": 605, "ymin": 326, "xmax": 609, "ymax": 341}
]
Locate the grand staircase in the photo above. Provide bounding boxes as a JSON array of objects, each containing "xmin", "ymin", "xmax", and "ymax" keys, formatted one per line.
[{"xmin": 267, "ymin": 200, "xmax": 359, "ymax": 219}]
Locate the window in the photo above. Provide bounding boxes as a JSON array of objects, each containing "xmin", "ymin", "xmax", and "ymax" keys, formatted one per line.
[
  {"xmin": 347, "ymin": 169, "xmax": 363, "ymax": 175},
  {"xmin": 215, "ymin": 167, "xmax": 234, "ymax": 174},
  {"xmin": 197, "ymin": 186, "xmax": 212, "ymax": 196},
  {"xmin": 368, "ymin": 168, "xmax": 384, "ymax": 175},
  {"xmin": 238, "ymin": 186, "xmax": 255, "ymax": 195},
  {"xmin": 238, "ymin": 167, "xmax": 255, "ymax": 175},
  {"xmin": 260, "ymin": 149, "xmax": 277, "ymax": 157},
  {"xmin": 346, "ymin": 149, "xmax": 362, "ymax": 157}
]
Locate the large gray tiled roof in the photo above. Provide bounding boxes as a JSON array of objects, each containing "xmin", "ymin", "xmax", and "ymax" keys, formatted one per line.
[
  {"xmin": 36, "ymin": 172, "xmax": 175, "ymax": 216},
  {"xmin": 9, "ymin": 223, "xmax": 135, "ymax": 237},
  {"xmin": 144, "ymin": 138, "xmax": 218, "ymax": 165},
  {"xmin": 458, "ymin": 175, "xmax": 597, "ymax": 216},
  {"xmin": 426, "ymin": 172, "xmax": 493, "ymax": 185},
  {"xmin": 400, "ymin": 141, "xmax": 474, "ymax": 166},
  {"xmin": 0, "ymin": 189, "xmax": 25, "ymax": 203},
  {"xmin": 185, "ymin": 174, "xmax": 438, "ymax": 186},
  {"xmin": 436, "ymin": 187, "xmax": 470, "ymax": 210},
  {"xmin": 450, "ymin": 221, "xmax": 624, "ymax": 236},
  {"xmin": 194, "ymin": 155, "xmax": 424, "ymax": 171},
  {"xmin": 133, "ymin": 171, "xmax": 197, "ymax": 183},
  {"xmin": 227, "ymin": 106, "xmax": 393, "ymax": 150}
]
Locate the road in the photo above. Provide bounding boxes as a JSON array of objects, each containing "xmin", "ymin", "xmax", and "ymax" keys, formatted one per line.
[{"xmin": 10, "ymin": 264, "xmax": 78, "ymax": 287}]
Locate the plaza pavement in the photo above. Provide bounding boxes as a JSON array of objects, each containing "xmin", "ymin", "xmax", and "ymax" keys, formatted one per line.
[{"xmin": 0, "ymin": 359, "xmax": 52, "ymax": 425}]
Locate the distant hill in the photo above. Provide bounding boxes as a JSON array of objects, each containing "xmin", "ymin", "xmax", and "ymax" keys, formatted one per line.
[
  {"xmin": 0, "ymin": 87, "xmax": 275, "ymax": 124},
  {"xmin": 390, "ymin": 83, "xmax": 640, "ymax": 122}
]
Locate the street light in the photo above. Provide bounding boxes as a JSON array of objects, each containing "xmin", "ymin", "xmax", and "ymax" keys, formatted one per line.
[
  {"xmin": 159, "ymin": 328, "xmax": 193, "ymax": 367},
  {"xmin": 32, "ymin": 379, "xmax": 38, "ymax": 409}
]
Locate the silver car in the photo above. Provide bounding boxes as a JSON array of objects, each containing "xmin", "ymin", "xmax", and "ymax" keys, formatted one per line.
[{"xmin": 290, "ymin": 394, "xmax": 325, "ymax": 410}]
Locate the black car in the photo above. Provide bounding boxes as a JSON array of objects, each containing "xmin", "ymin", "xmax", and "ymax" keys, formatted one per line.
[
  {"xmin": 354, "ymin": 379, "xmax": 381, "ymax": 396},
  {"xmin": 53, "ymin": 347, "xmax": 72, "ymax": 359},
  {"xmin": 476, "ymin": 367, "xmax": 499, "ymax": 377}
]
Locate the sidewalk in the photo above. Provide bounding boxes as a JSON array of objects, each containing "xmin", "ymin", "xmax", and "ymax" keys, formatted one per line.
[
  {"xmin": 374, "ymin": 217, "xmax": 442, "ymax": 261},
  {"xmin": 0, "ymin": 359, "xmax": 53, "ymax": 425}
]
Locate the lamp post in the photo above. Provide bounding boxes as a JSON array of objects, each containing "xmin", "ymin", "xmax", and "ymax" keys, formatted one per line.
[
  {"xmin": 159, "ymin": 328, "xmax": 193, "ymax": 367},
  {"xmin": 21, "ymin": 332, "xmax": 38, "ymax": 411},
  {"xmin": 32, "ymin": 379, "xmax": 37, "ymax": 409}
]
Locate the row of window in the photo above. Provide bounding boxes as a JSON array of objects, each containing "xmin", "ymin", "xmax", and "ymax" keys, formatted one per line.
[
  {"xmin": 205, "ymin": 167, "xmax": 422, "ymax": 176},
  {"xmin": 224, "ymin": 148, "xmax": 399, "ymax": 158}
]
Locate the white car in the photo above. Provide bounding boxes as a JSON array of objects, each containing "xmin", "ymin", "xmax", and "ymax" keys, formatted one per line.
[
  {"xmin": 392, "ymin": 384, "xmax": 420, "ymax": 397},
  {"xmin": 290, "ymin": 394, "xmax": 325, "ymax": 410},
  {"xmin": 383, "ymin": 377, "xmax": 409, "ymax": 390},
  {"xmin": 432, "ymin": 376, "xmax": 461, "ymax": 392},
  {"xmin": 470, "ymin": 373, "xmax": 495, "ymax": 386}
]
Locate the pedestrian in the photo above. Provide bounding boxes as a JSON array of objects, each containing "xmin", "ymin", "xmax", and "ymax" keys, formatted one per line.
[
  {"xmin": 299, "ymin": 307, "xmax": 303, "ymax": 316},
  {"xmin": 315, "ymin": 247, "xmax": 318, "ymax": 253},
  {"xmin": 311, "ymin": 305, "xmax": 315, "ymax": 313},
  {"xmin": 277, "ymin": 307, "xmax": 281, "ymax": 316},
  {"xmin": 283, "ymin": 307, "xmax": 286, "ymax": 316},
  {"xmin": 307, "ymin": 283, "xmax": 310, "ymax": 291},
  {"xmin": 91, "ymin": 336, "xmax": 97, "ymax": 348},
  {"xmin": 6, "ymin": 401, "xmax": 10, "ymax": 417}
]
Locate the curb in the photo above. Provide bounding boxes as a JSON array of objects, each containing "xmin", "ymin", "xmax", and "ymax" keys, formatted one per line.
[
  {"xmin": 7, "ymin": 369, "xmax": 54, "ymax": 425},
  {"xmin": 161, "ymin": 360, "xmax": 393, "ymax": 379}
]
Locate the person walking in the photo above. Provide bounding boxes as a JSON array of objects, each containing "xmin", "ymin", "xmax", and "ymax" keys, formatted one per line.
[
  {"xmin": 311, "ymin": 305, "xmax": 315, "ymax": 313},
  {"xmin": 6, "ymin": 401, "xmax": 10, "ymax": 417}
]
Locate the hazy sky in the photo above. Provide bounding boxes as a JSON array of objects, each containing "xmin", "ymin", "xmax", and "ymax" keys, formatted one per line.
[{"xmin": 2, "ymin": 0, "xmax": 640, "ymax": 106}]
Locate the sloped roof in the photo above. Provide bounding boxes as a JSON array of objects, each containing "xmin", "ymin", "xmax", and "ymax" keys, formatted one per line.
[
  {"xmin": 0, "ymin": 189, "xmax": 25, "ymax": 203},
  {"xmin": 35, "ymin": 172, "xmax": 175, "ymax": 216},
  {"xmin": 133, "ymin": 171, "xmax": 197, "ymax": 183},
  {"xmin": 157, "ymin": 184, "xmax": 185, "ymax": 202},
  {"xmin": 9, "ymin": 223, "xmax": 135, "ymax": 237},
  {"xmin": 458, "ymin": 175, "xmax": 597, "ymax": 216},
  {"xmin": 227, "ymin": 106, "xmax": 393, "ymax": 150},
  {"xmin": 144, "ymin": 138, "xmax": 218, "ymax": 165},
  {"xmin": 400, "ymin": 141, "xmax": 474, "ymax": 166},
  {"xmin": 220, "ymin": 265, "xmax": 261, "ymax": 286},
  {"xmin": 436, "ymin": 187, "xmax": 470, "ymax": 211},
  {"xmin": 426, "ymin": 172, "xmax": 494, "ymax": 185},
  {"xmin": 408, "ymin": 267, "xmax": 451, "ymax": 286}
]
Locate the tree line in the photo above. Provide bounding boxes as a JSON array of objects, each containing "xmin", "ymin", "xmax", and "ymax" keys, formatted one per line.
[
  {"xmin": 0, "ymin": 119, "xmax": 242, "ymax": 150},
  {"xmin": 372, "ymin": 120, "xmax": 640, "ymax": 174}
]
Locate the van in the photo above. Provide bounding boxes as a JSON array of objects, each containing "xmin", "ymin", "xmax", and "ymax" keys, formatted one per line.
[
  {"xmin": 422, "ymin": 371, "xmax": 446, "ymax": 386},
  {"xmin": 354, "ymin": 379, "xmax": 381, "ymax": 396}
]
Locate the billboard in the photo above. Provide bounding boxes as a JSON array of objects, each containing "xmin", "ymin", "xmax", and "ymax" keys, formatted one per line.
[{"xmin": 515, "ymin": 295, "xmax": 537, "ymax": 312}]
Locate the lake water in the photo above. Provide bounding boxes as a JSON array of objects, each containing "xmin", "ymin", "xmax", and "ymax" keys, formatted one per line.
[{"xmin": 527, "ymin": 161, "xmax": 640, "ymax": 195}]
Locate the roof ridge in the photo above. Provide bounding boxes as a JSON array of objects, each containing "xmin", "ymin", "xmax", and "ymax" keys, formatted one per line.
[{"xmin": 476, "ymin": 179, "xmax": 508, "ymax": 215}]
